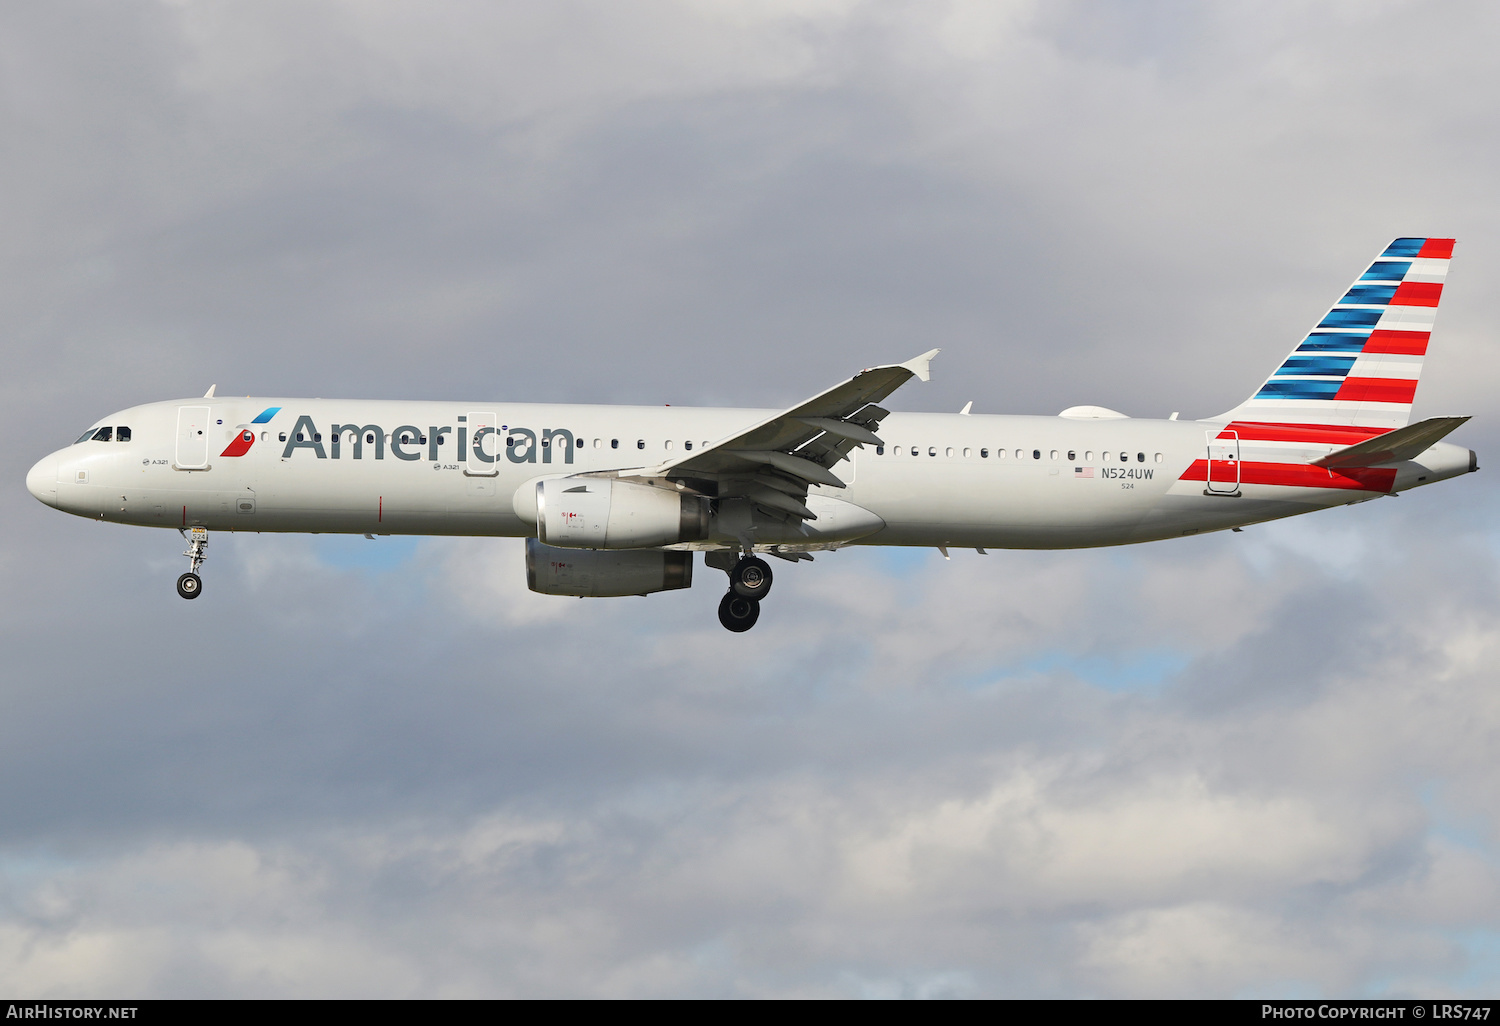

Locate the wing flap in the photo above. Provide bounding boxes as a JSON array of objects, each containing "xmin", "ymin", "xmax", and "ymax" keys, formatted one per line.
[{"xmin": 1312, "ymin": 415, "xmax": 1470, "ymax": 468}]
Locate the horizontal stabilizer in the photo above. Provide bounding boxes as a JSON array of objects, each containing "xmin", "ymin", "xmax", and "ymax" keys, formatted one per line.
[{"xmin": 1313, "ymin": 416, "xmax": 1469, "ymax": 468}]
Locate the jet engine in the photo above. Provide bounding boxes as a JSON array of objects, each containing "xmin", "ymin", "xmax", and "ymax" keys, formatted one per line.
[
  {"xmin": 525, "ymin": 538, "xmax": 694, "ymax": 597},
  {"xmin": 528, "ymin": 477, "xmax": 709, "ymax": 549}
]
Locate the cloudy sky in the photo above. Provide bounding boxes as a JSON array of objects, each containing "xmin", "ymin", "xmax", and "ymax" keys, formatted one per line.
[{"xmin": 4, "ymin": 0, "xmax": 1500, "ymax": 998}]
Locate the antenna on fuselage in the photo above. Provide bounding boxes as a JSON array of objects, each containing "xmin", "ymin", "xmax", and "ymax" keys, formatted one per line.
[{"xmin": 203, "ymin": 384, "xmax": 217, "ymax": 398}]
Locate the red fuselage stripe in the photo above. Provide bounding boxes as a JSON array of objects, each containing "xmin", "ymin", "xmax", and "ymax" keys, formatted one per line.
[
  {"xmin": 1179, "ymin": 459, "xmax": 1396, "ymax": 492},
  {"xmin": 1218, "ymin": 422, "xmax": 1390, "ymax": 444}
]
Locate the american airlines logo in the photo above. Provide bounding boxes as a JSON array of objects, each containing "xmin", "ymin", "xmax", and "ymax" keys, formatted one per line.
[{"xmin": 271, "ymin": 414, "xmax": 578, "ymax": 465}]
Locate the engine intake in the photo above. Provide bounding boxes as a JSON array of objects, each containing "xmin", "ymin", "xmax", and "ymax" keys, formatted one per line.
[
  {"xmin": 535, "ymin": 478, "xmax": 708, "ymax": 549},
  {"xmin": 525, "ymin": 539, "xmax": 694, "ymax": 597}
]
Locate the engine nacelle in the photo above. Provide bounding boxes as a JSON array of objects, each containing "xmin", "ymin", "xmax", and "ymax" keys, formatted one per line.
[
  {"xmin": 533, "ymin": 477, "xmax": 709, "ymax": 549},
  {"xmin": 525, "ymin": 538, "xmax": 694, "ymax": 597}
]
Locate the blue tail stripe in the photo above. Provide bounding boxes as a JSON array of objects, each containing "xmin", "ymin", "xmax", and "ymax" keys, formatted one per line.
[
  {"xmin": 1381, "ymin": 238, "xmax": 1426, "ymax": 258},
  {"xmin": 1340, "ymin": 284, "xmax": 1397, "ymax": 305},
  {"xmin": 1255, "ymin": 380, "xmax": 1345, "ymax": 400},
  {"xmin": 1361, "ymin": 261, "xmax": 1411, "ymax": 281},
  {"xmin": 251, "ymin": 407, "xmax": 282, "ymax": 424},
  {"xmin": 1297, "ymin": 331, "xmax": 1370, "ymax": 353},
  {"xmin": 1273, "ymin": 355, "xmax": 1357, "ymax": 377},
  {"xmin": 1317, "ymin": 308, "xmax": 1384, "ymax": 329}
]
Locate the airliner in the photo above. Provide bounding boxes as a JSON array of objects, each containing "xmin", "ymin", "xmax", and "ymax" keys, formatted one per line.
[{"xmin": 26, "ymin": 238, "xmax": 1477, "ymax": 631}]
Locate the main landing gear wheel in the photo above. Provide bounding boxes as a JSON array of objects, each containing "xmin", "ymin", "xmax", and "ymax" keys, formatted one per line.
[
  {"xmin": 177, "ymin": 572, "xmax": 202, "ymax": 600},
  {"xmin": 718, "ymin": 591, "xmax": 760, "ymax": 632},
  {"xmin": 729, "ymin": 556, "xmax": 773, "ymax": 600}
]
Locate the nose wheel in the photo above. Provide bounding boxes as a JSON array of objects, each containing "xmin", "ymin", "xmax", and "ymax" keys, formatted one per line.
[{"xmin": 177, "ymin": 526, "xmax": 208, "ymax": 600}]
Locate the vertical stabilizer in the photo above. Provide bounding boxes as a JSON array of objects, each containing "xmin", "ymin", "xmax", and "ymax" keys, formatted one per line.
[{"xmin": 1213, "ymin": 238, "xmax": 1454, "ymax": 430}]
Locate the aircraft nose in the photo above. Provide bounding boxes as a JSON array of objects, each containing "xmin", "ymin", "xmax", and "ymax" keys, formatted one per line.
[{"xmin": 26, "ymin": 453, "xmax": 59, "ymax": 507}]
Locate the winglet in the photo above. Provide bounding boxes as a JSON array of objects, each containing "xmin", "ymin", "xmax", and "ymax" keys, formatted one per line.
[
  {"xmin": 203, "ymin": 384, "xmax": 217, "ymax": 398},
  {"xmin": 900, "ymin": 349, "xmax": 940, "ymax": 383}
]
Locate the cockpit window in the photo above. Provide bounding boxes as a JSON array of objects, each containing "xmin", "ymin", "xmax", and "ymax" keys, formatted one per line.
[
  {"xmin": 91, "ymin": 426, "xmax": 113, "ymax": 442},
  {"xmin": 116, "ymin": 426, "xmax": 132, "ymax": 442},
  {"xmin": 75, "ymin": 429, "xmax": 97, "ymax": 444}
]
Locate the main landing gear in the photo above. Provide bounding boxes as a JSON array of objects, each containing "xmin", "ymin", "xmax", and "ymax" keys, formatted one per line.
[
  {"xmin": 177, "ymin": 526, "xmax": 208, "ymax": 600},
  {"xmin": 716, "ymin": 556, "xmax": 773, "ymax": 632}
]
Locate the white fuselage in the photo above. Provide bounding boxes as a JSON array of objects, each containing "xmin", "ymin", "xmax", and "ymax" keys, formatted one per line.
[{"xmin": 26, "ymin": 397, "xmax": 1477, "ymax": 550}]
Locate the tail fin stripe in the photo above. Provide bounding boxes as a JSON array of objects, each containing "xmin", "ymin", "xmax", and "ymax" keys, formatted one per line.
[
  {"xmin": 1257, "ymin": 381, "xmax": 1344, "ymax": 399},
  {"xmin": 1298, "ymin": 332, "xmax": 1369, "ymax": 352},
  {"xmin": 1342, "ymin": 285, "xmax": 1399, "ymax": 304},
  {"xmin": 1363, "ymin": 330, "xmax": 1429, "ymax": 356},
  {"xmin": 1389, "ymin": 281, "xmax": 1443, "ymax": 307},
  {"xmin": 1273, "ymin": 355, "xmax": 1357, "ymax": 376},
  {"xmin": 1382, "ymin": 239, "xmax": 1428, "ymax": 258},
  {"xmin": 1334, "ymin": 378, "xmax": 1418, "ymax": 403},
  {"xmin": 1318, "ymin": 309, "xmax": 1385, "ymax": 329},
  {"xmin": 1361, "ymin": 261, "xmax": 1411, "ymax": 281},
  {"xmin": 1417, "ymin": 238, "xmax": 1456, "ymax": 259}
]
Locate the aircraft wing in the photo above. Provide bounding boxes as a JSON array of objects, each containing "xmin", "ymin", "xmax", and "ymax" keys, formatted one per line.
[
  {"xmin": 620, "ymin": 349, "xmax": 939, "ymax": 522},
  {"xmin": 1312, "ymin": 416, "xmax": 1470, "ymax": 469}
]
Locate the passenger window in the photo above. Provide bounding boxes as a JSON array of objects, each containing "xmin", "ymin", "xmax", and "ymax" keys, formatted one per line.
[
  {"xmin": 1050, "ymin": 450, "xmax": 1058, "ymax": 460},
  {"xmin": 593, "ymin": 438, "xmax": 602, "ymax": 449},
  {"xmin": 665, "ymin": 440, "xmax": 674, "ymax": 450},
  {"xmin": 296, "ymin": 433, "xmax": 304, "ymax": 442},
  {"xmin": 1120, "ymin": 452, "xmax": 1128, "ymax": 462},
  {"xmin": 116, "ymin": 427, "xmax": 132, "ymax": 442},
  {"xmin": 637, "ymin": 440, "xmax": 645, "ymax": 449},
  {"xmin": 611, "ymin": 439, "xmax": 619, "ymax": 449},
  {"xmin": 1085, "ymin": 450, "xmax": 1093, "ymax": 461},
  {"xmin": 1137, "ymin": 452, "xmax": 1145, "ymax": 462},
  {"xmin": 92, "ymin": 427, "xmax": 112, "ymax": 442},
  {"xmin": 928, "ymin": 447, "xmax": 937, "ymax": 457},
  {"xmin": 1032, "ymin": 450, "xmax": 1040, "ymax": 460},
  {"xmin": 506, "ymin": 436, "xmax": 515, "ymax": 447},
  {"xmin": 1067, "ymin": 450, "xmax": 1075, "ymax": 461},
  {"xmin": 279, "ymin": 432, "xmax": 287, "ymax": 442},
  {"xmin": 997, "ymin": 449, "xmax": 1006, "ymax": 459},
  {"xmin": 945, "ymin": 447, "xmax": 953, "ymax": 457},
  {"xmin": 980, "ymin": 448, "xmax": 988, "ymax": 458},
  {"xmin": 1155, "ymin": 453, "xmax": 1163, "ymax": 463},
  {"xmin": 684, "ymin": 441, "xmax": 692, "ymax": 451},
  {"xmin": 911, "ymin": 447, "xmax": 919, "ymax": 457},
  {"xmin": 876, "ymin": 446, "xmax": 885, "ymax": 455},
  {"xmin": 962, "ymin": 447, "xmax": 971, "ymax": 458}
]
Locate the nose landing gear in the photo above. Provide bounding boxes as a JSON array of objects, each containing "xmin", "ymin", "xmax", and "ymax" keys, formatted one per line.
[
  {"xmin": 177, "ymin": 526, "xmax": 208, "ymax": 600},
  {"xmin": 717, "ymin": 555, "xmax": 774, "ymax": 632}
]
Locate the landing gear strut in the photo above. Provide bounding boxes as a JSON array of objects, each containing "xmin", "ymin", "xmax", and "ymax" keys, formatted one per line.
[
  {"xmin": 177, "ymin": 526, "xmax": 207, "ymax": 600},
  {"xmin": 717, "ymin": 555, "xmax": 774, "ymax": 631}
]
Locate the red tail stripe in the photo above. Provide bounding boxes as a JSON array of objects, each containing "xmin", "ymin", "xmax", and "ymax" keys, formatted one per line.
[
  {"xmin": 1335, "ymin": 377, "xmax": 1418, "ymax": 403},
  {"xmin": 1417, "ymin": 238, "xmax": 1455, "ymax": 259},
  {"xmin": 1179, "ymin": 460, "xmax": 1395, "ymax": 492},
  {"xmin": 1363, "ymin": 329, "xmax": 1430, "ymax": 356},
  {"xmin": 1389, "ymin": 282, "xmax": 1443, "ymax": 307},
  {"xmin": 1218, "ymin": 422, "xmax": 1390, "ymax": 444}
]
